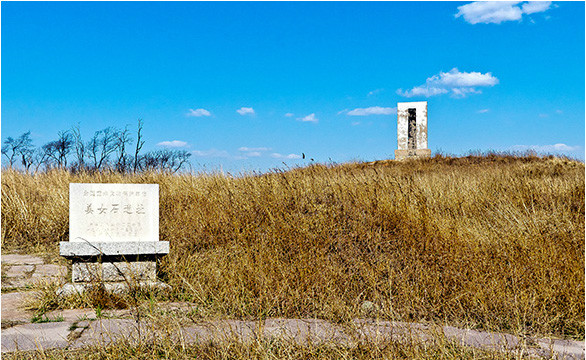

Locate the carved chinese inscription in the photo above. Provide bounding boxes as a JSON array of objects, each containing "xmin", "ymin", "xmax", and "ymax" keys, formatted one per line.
[{"xmin": 69, "ymin": 183, "xmax": 159, "ymax": 243}]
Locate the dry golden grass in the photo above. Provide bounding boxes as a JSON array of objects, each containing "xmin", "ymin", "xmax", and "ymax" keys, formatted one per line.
[
  {"xmin": 1, "ymin": 337, "xmax": 517, "ymax": 360},
  {"xmin": 2, "ymin": 153, "xmax": 584, "ymax": 340}
]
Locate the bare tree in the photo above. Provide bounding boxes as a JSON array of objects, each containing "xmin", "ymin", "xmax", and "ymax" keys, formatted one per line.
[
  {"xmin": 133, "ymin": 119, "xmax": 145, "ymax": 173},
  {"xmin": 114, "ymin": 126, "xmax": 133, "ymax": 173},
  {"xmin": 87, "ymin": 127, "xmax": 118, "ymax": 171},
  {"xmin": 138, "ymin": 151, "xmax": 159, "ymax": 172},
  {"xmin": 32, "ymin": 148, "xmax": 51, "ymax": 173},
  {"xmin": 17, "ymin": 132, "xmax": 35, "ymax": 172},
  {"xmin": 43, "ymin": 131, "xmax": 74, "ymax": 169},
  {"xmin": 20, "ymin": 145, "xmax": 36, "ymax": 173},
  {"xmin": 167, "ymin": 149, "xmax": 192, "ymax": 173},
  {"xmin": 71, "ymin": 125, "xmax": 86, "ymax": 172},
  {"xmin": 138, "ymin": 149, "xmax": 191, "ymax": 173},
  {"xmin": 2, "ymin": 137, "xmax": 20, "ymax": 167},
  {"xmin": 1, "ymin": 119, "xmax": 188, "ymax": 174},
  {"xmin": 2, "ymin": 131, "xmax": 33, "ymax": 168}
]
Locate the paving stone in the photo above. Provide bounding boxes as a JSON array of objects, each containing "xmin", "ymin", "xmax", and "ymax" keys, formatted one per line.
[
  {"xmin": 32, "ymin": 264, "xmax": 67, "ymax": 278},
  {"xmin": 57, "ymin": 280, "xmax": 170, "ymax": 296},
  {"xmin": 44, "ymin": 309, "xmax": 96, "ymax": 323},
  {"xmin": 443, "ymin": 325, "xmax": 522, "ymax": 350},
  {"xmin": 1, "ymin": 254, "xmax": 44, "ymax": 265},
  {"xmin": 2, "ymin": 277, "xmax": 33, "ymax": 289},
  {"xmin": 535, "ymin": 338, "xmax": 586, "ymax": 360},
  {"xmin": 1, "ymin": 322, "xmax": 72, "ymax": 352},
  {"xmin": 262, "ymin": 318, "xmax": 347, "ymax": 344},
  {"xmin": 180, "ymin": 320, "xmax": 257, "ymax": 343},
  {"xmin": 44, "ymin": 308, "xmax": 130, "ymax": 322},
  {"xmin": 1, "ymin": 313, "xmax": 583, "ymax": 359},
  {"xmin": 352, "ymin": 319, "xmax": 432, "ymax": 344},
  {"xmin": 1, "ymin": 292, "xmax": 39, "ymax": 323},
  {"xmin": 69, "ymin": 318, "xmax": 156, "ymax": 349},
  {"xmin": 4, "ymin": 265, "xmax": 35, "ymax": 278}
]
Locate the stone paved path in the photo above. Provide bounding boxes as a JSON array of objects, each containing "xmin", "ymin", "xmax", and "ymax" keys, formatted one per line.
[{"xmin": 2, "ymin": 254, "xmax": 584, "ymax": 359}]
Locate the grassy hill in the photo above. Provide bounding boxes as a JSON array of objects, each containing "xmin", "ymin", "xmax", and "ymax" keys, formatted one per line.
[{"xmin": 2, "ymin": 153, "xmax": 584, "ymax": 340}]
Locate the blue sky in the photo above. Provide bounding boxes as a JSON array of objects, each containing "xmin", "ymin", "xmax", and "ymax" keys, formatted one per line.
[{"xmin": 2, "ymin": 1, "xmax": 584, "ymax": 173}]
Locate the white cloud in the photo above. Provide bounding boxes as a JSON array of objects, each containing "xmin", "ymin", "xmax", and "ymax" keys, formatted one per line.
[
  {"xmin": 398, "ymin": 86, "xmax": 449, "ymax": 98},
  {"xmin": 555, "ymin": 109, "xmax": 563, "ymax": 114},
  {"xmin": 539, "ymin": 113, "xmax": 549, "ymax": 118},
  {"xmin": 236, "ymin": 107, "xmax": 255, "ymax": 116},
  {"xmin": 238, "ymin": 147, "xmax": 270, "ymax": 152},
  {"xmin": 368, "ymin": 88, "xmax": 384, "ymax": 96},
  {"xmin": 271, "ymin": 153, "xmax": 302, "ymax": 159},
  {"xmin": 346, "ymin": 106, "xmax": 396, "ymax": 116},
  {"xmin": 157, "ymin": 140, "xmax": 188, "ymax": 148},
  {"xmin": 351, "ymin": 121, "xmax": 361, "ymax": 126},
  {"xmin": 191, "ymin": 149, "xmax": 229, "ymax": 158},
  {"xmin": 522, "ymin": 1, "xmax": 552, "ymax": 14},
  {"xmin": 477, "ymin": 109, "xmax": 490, "ymax": 113},
  {"xmin": 397, "ymin": 68, "xmax": 498, "ymax": 98},
  {"xmin": 284, "ymin": 113, "xmax": 294, "ymax": 117},
  {"xmin": 299, "ymin": 113, "xmax": 318, "ymax": 123},
  {"xmin": 511, "ymin": 143, "xmax": 580, "ymax": 153},
  {"xmin": 456, "ymin": 1, "xmax": 552, "ymax": 24},
  {"xmin": 187, "ymin": 108, "xmax": 211, "ymax": 117}
]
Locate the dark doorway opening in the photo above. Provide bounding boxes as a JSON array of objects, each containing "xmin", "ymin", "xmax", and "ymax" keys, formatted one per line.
[{"xmin": 408, "ymin": 108, "xmax": 417, "ymax": 150}]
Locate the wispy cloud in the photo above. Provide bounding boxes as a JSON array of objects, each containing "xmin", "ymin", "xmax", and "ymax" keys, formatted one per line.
[
  {"xmin": 510, "ymin": 143, "xmax": 580, "ymax": 153},
  {"xmin": 271, "ymin": 153, "xmax": 302, "ymax": 159},
  {"xmin": 522, "ymin": 1, "xmax": 552, "ymax": 15},
  {"xmin": 191, "ymin": 149, "xmax": 229, "ymax": 157},
  {"xmin": 236, "ymin": 107, "xmax": 255, "ymax": 116},
  {"xmin": 157, "ymin": 140, "xmax": 188, "ymax": 148},
  {"xmin": 238, "ymin": 147, "xmax": 270, "ymax": 152},
  {"xmin": 284, "ymin": 113, "xmax": 294, "ymax": 117},
  {"xmin": 237, "ymin": 147, "xmax": 270, "ymax": 158},
  {"xmin": 397, "ymin": 68, "xmax": 498, "ymax": 98},
  {"xmin": 538, "ymin": 113, "xmax": 549, "ymax": 118},
  {"xmin": 298, "ymin": 113, "xmax": 318, "ymax": 123},
  {"xmin": 351, "ymin": 121, "xmax": 361, "ymax": 126},
  {"xmin": 555, "ymin": 109, "xmax": 563, "ymax": 114},
  {"xmin": 455, "ymin": 1, "xmax": 552, "ymax": 25},
  {"xmin": 477, "ymin": 109, "xmax": 490, "ymax": 113},
  {"xmin": 187, "ymin": 108, "xmax": 211, "ymax": 117},
  {"xmin": 346, "ymin": 106, "xmax": 396, "ymax": 116},
  {"xmin": 368, "ymin": 88, "xmax": 384, "ymax": 96}
]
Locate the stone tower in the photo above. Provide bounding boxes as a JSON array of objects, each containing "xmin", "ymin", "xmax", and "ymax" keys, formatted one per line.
[{"xmin": 395, "ymin": 101, "xmax": 431, "ymax": 160}]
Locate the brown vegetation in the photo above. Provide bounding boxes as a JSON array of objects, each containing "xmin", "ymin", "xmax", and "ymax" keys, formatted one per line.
[
  {"xmin": 1, "ymin": 336, "xmax": 517, "ymax": 360},
  {"xmin": 2, "ymin": 154, "xmax": 584, "ymax": 340}
]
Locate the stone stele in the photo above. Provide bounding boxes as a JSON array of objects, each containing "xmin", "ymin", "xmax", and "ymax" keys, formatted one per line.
[
  {"xmin": 58, "ymin": 183, "xmax": 169, "ymax": 296},
  {"xmin": 395, "ymin": 101, "xmax": 431, "ymax": 160}
]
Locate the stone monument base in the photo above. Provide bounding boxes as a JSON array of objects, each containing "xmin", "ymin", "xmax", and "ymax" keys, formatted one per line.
[
  {"xmin": 58, "ymin": 241, "xmax": 170, "ymax": 297},
  {"xmin": 57, "ymin": 280, "xmax": 171, "ymax": 297},
  {"xmin": 394, "ymin": 149, "xmax": 431, "ymax": 161}
]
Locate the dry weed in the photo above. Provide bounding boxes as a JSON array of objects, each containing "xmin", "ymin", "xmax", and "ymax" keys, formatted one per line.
[{"xmin": 2, "ymin": 154, "xmax": 584, "ymax": 339}]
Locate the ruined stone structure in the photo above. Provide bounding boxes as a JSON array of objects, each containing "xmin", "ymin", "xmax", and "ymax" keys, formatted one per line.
[{"xmin": 395, "ymin": 101, "xmax": 431, "ymax": 160}]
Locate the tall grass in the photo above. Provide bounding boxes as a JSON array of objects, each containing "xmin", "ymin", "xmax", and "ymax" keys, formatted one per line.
[
  {"xmin": 2, "ymin": 154, "xmax": 584, "ymax": 339},
  {"xmin": 1, "ymin": 336, "xmax": 518, "ymax": 360}
]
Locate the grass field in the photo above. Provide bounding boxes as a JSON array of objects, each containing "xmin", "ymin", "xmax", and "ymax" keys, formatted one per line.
[
  {"xmin": 2, "ymin": 153, "xmax": 584, "ymax": 346},
  {"xmin": 1, "ymin": 337, "xmax": 520, "ymax": 360}
]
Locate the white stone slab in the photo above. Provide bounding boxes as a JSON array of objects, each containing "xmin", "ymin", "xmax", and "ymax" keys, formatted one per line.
[
  {"xmin": 397, "ymin": 101, "xmax": 428, "ymax": 150},
  {"xmin": 59, "ymin": 241, "xmax": 169, "ymax": 257},
  {"xmin": 69, "ymin": 183, "xmax": 159, "ymax": 243}
]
